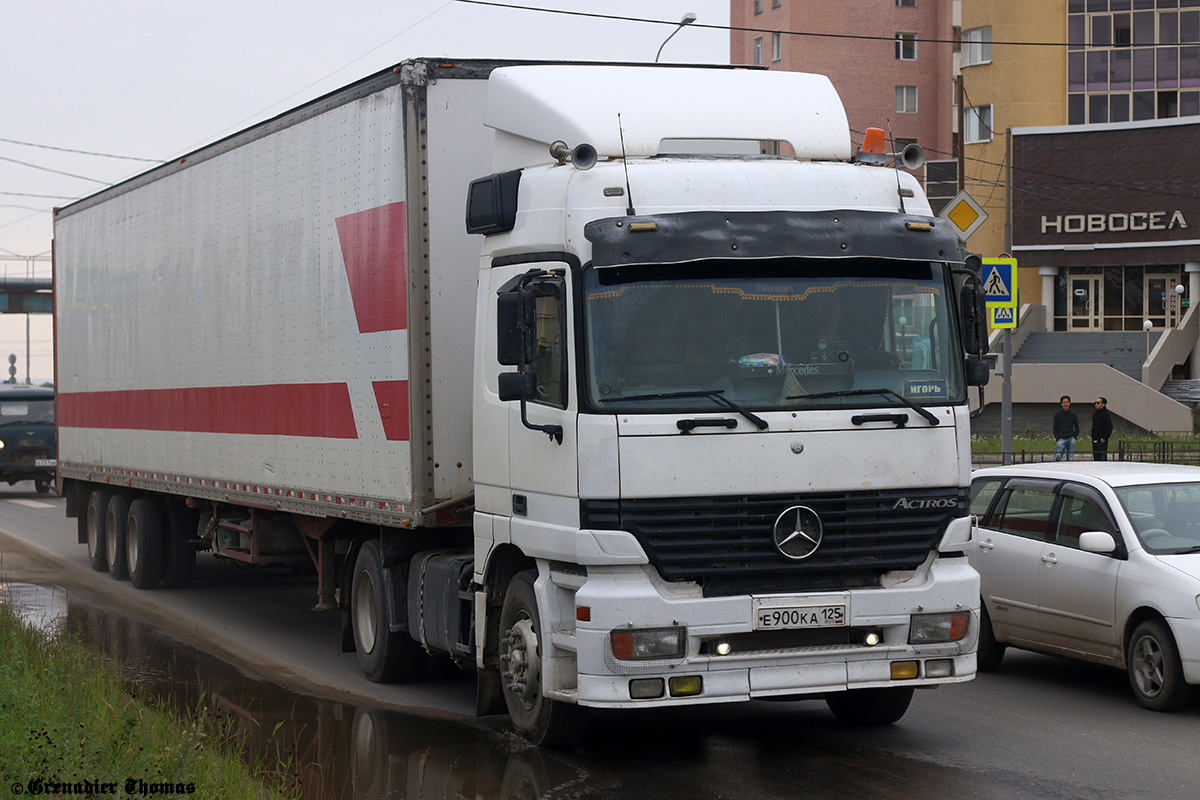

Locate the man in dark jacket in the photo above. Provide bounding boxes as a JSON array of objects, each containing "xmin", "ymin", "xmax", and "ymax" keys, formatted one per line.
[
  {"xmin": 1052, "ymin": 395, "xmax": 1079, "ymax": 461},
  {"xmin": 1092, "ymin": 397, "xmax": 1114, "ymax": 462}
]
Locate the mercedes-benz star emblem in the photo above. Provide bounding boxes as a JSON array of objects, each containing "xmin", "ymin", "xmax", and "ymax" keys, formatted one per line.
[{"xmin": 772, "ymin": 505, "xmax": 823, "ymax": 560}]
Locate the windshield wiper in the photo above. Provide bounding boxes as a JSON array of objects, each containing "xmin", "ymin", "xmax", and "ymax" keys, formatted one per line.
[
  {"xmin": 787, "ymin": 387, "xmax": 939, "ymax": 426},
  {"xmin": 1171, "ymin": 545, "xmax": 1200, "ymax": 555},
  {"xmin": 601, "ymin": 390, "xmax": 768, "ymax": 430}
]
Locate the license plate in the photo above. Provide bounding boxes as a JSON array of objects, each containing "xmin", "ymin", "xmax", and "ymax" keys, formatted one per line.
[
  {"xmin": 34, "ymin": 459, "xmax": 56, "ymax": 468},
  {"xmin": 756, "ymin": 604, "xmax": 846, "ymax": 630}
]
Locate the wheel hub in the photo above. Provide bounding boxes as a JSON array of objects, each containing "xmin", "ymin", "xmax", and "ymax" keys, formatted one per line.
[
  {"xmin": 1132, "ymin": 636, "xmax": 1164, "ymax": 697},
  {"xmin": 501, "ymin": 617, "xmax": 540, "ymax": 708}
]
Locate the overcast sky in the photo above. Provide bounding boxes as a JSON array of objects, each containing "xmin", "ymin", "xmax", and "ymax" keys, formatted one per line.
[{"xmin": 0, "ymin": 0, "xmax": 731, "ymax": 382}]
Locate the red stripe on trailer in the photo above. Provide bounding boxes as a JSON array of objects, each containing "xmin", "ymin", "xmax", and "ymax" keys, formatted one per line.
[
  {"xmin": 57, "ymin": 384, "xmax": 359, "ymax": 438},
  {"xmin": 372, "ymin": 380, "xmax": 410, "ymax": 441},
  {"xmin": 336, "ymin": 202, "xmax": 408, "ymax": 334}
]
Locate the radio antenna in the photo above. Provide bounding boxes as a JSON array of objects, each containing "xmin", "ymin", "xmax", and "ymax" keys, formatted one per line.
[{"xmin": 618, "ymin": 112, "xmax": 635, "ymax": 216}]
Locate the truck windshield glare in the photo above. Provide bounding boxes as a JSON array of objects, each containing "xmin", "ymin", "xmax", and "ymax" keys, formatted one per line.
[{"xmin": 583, "ymin": 259, "xmax": 965, "ymax": 413}]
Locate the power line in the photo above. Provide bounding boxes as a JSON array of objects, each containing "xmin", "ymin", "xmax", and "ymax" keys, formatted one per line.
[
  {"xmin": 453, "ymin": 0, "xmax": 1169, "ymax": 49},
  {"xmin": 0, "ymin": 191, "xmax": 75, "ymax": 200},
  {"xmin": 0, "ymin": 137, "xmax": 164, "ymax": 163},
  {"xmin": 0, "ymin": 155, "xmax": 113, "ymax": 186}
]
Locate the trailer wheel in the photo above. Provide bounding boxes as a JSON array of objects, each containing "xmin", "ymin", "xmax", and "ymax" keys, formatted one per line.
[
  {"xmin": 499, "ymin": 570, "xmax": 587, "ymax": 747},
  {"xmin": 126, "ymin": 498, "xmax": 164, "ymax": 589},
  {"xmin": 351, "ymin": 540, "xmax": 420, "ymax": 682},
  {"xmin": 825, "ymin": 686, "xmax": 914, "ymax": 726},
  {"xmin": 161, "ymin": 501, "xmax": 198, "ymax": 588},
  {"xmin": 104, "ymin": 494, "xmax": 131, "ymax": 580},
  {"xmin": 86, "ymin": 490, "xmax": 113, "ymax": 572}
]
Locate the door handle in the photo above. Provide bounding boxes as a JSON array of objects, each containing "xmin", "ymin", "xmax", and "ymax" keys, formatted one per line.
[
  {"xmin": 1041, "ymin": 554, "xmax": 1058, "ymax": 565},
  {"xmin": 977, "ymin": 539, "xmax": 994, "ymax": 551}
]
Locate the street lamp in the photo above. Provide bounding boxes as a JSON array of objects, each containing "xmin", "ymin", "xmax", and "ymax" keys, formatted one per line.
[
  {"xmin": 655, "ymin": 12, "xmax": 697, "ymax": 62},
  {"xmin": 1143, "ymin": 318, "xmax": 1153, "ymax": 358}
]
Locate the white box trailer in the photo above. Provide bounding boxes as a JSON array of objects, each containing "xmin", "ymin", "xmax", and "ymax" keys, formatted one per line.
[{"xmin": 56, "ymin": 59, "xmax": 990, "ymax": 745}]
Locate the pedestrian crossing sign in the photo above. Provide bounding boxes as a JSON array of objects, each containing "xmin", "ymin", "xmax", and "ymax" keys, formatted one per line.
[
  {"xmin": 991, "ymin": 303, "xmax": 1017, "ymax": 329},
  {"xmin": 982, "ymin": 257, "xmax": 1016, "ymax": 305}
]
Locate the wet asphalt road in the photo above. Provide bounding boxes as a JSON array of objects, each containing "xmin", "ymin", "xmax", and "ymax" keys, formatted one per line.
[{"xmin": 1, "ymin": 483, "xmax": 1198, "ymax": 800}]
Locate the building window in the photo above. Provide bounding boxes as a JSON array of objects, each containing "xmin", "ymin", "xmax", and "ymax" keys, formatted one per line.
[
  {"xmin": 772, "ymin": 31, "xmax": 782, "ymax": 61},
  {"xmin": 773, "ymin": 0, "xmax": 782, "ymax": 7},
  {"xmin": 895, "ymin": 32, "xmax": 918, "ymax": 60},
  {"xmin": 963, "ymin": 27, "xmax": 992, "ymax": 66},
  {"xmin": 895, "ymin": 85, "xmax": 918, "ymax": 113},
  {"xmin": 896, "ymin": 0, "xmax": 916, "ymax": 6},
  {"xmin": 754, "ymin": 0, "xmax": 763, "ymax": 14},
  {"xmin": 754, "ymin": 36, "xmax": 763, "ymax": 66},
  {"xmin": 965, "ymin": 105, "xmax": 993, "ymax": 143}
]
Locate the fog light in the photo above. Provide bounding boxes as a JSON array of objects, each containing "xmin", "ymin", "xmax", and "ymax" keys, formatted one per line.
[
  {"xmin": 925, "ymin": 658, "xmax": 954, "ymax": 678},
  {"xmin": 669, "ymin": 676, "xmax": 703, "ymax": 697},
  {"xmin": 629, "ymin": 678, "xmax": 664, "ymax": 699},
  {"xmin": 909, "ymin": 612, "xmax": 970, "ymax": 644},
  {"xmin": 864, "ymin": 631, "xmax": 881, "ymax": 647},
  {"xmin": 610, "ymin": 626, "xmax": 686, "ymax": 660},
  {"xmin": 716, "ymin": 641, "xmax": 731, "ymax": 656},
  {"xmin": 891, "ymin": 661, "xmax": 920, "ymax": 680}
]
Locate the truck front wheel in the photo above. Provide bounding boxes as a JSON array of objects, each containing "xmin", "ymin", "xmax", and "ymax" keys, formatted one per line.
[
  {"xmin": 498, "ymin": 570, "xmax": 586, "ymax": 747},
  {"xmin": 825, "ymin": 686, "xmax": 914, "ymax": 726},
  {"xmin": 351, "ymin": 540, "xmax": 420, "ymax": 682},
  {"xmin": 86, "ymin": 490, "xmax": 113, "ymax": 572}
]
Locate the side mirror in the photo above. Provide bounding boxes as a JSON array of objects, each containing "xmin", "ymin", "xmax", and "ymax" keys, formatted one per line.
[
  {"xmin": 959, "ymin": 284, "xmax": 988, "ymax": 356},
  {"xmin": 1079, "ymin": 531, "xmax": 1118, "ymax": 554},
  {"xmin": 498, "ymin": 371, "xmax": 537, "ymax": 402},
  {"xmin": 497, "ymin": 290, "xmax": 536, "ymax": 366},
  {"xmin": 964, "ymin": 357, "xmax": 990, "ymax": 387}
]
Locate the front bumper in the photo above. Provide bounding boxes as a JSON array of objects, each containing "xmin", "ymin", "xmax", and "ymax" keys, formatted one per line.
[{"xmin": 561, "ymin": 556, "xmax": 979, "ymax": 708}]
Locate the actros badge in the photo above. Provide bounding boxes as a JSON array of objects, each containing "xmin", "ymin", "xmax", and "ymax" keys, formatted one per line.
[{"xmin": 772, "ymin": 505, "xmax": 824, "ymax": 560}]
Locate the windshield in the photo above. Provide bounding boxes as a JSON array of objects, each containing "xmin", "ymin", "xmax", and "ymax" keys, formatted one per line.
[
  {"xmin": 1114, "ymin": 482, "xmax": 1200, "ymax": 554},
  {"xmin": 0, "ymin": 398, "xmax": 53, "ymax": 425},
  {"xmin": 582, "ymin": 259, "xmax": 964, "ymax": 413}
]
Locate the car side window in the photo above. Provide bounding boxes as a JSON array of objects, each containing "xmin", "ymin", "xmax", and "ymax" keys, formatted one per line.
[
  {"xmin": 991, "ymin": 483, "xmax": 1056, "ymax": 541},
  {"xmin": 970, "ymin": 478, "xmax": 1004, "ymax": 519},
  {"xmin": 1053, "ymin": 485, "xmax": 1118, "ymax": 549}
]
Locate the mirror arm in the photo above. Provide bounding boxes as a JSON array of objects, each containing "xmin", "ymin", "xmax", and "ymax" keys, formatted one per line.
[{"xmin": 519, "ymin": 399, "xmax": 563, "ymax": 444}]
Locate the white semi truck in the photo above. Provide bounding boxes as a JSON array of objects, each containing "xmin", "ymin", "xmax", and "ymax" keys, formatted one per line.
[{"xmin": 54, "ymin": 59, "xmax": 989, "ymax": 745}]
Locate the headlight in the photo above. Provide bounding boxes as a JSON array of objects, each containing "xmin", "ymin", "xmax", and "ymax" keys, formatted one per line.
[
  {"xmin": 909, "ymin": 612, "xmax": 970, "ymax": 644},
  {"xmin": 610, "ymin": 626, "xmax": 686, "ymax": 660},
  {"xmin": 1195, "ymin": 595, "xmax": 1200, "ymax": 613}
]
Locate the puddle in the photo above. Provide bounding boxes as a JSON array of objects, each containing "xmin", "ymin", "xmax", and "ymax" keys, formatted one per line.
[{"xmin": 1, "ymin": 581, "xmax": 617, "ymax": 800}]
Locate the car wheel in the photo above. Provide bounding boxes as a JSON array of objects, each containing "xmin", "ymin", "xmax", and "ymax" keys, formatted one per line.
[
  {"xmin": 1127, "ymin": 619, "xmax": 1193, "ymax": 711},
  {"xmin": 104, "ymin": 494, "xmax": 131, "ymax": 580},
  {"xmin": 977, "ymin": 602, "xmax": 1006, "ymax": 672},
  {"xmin": 35, "ymin": 480, "xmax": 50, "ymax": 494}
]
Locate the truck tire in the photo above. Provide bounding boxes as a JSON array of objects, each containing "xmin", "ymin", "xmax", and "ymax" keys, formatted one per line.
[
  {"xmin": 499, "ymin": 570, "xmax": 587, "ymax": 747},
  {"xmin": 161, "ymin": 501, "xmax": 198, "ymax": 589},
  {"xmin": 977, "ymin": 602, "xmax": 1006, "ymax": 672},
  {"xmin": 86, "ymin": 490, "xmax": 113, "ymax": 572},
  {"xmin": 825, "ymin": 686, "xmax": 914, "ymax": 726},
  {"xmin": 104, "ymin": 494, "xmax": 131, "ymax": 580},
  {"xmin": 351, "ymin": 539, "xmax": 420, "ymax": 682},
  {"xmin": 126, "ymin": 498, "xmax": 164, "ymax": 589},
  {"xmin": 1127, "ymin": 619, "xmax": 1193, "ymax": 712}
]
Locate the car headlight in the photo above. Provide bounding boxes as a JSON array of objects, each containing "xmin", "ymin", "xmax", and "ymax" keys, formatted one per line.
[
  {"xmin": 1195, "ymin": 595, "xmax": 1200, "ymax": 614},
  {"xmin": 610, "ymin": 626, "xmax": 686, "ymax": 660}
]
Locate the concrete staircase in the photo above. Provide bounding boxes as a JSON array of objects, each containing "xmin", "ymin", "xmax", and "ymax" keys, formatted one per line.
[{"xmin": 1014, "ymin": 332, "xmax": 1162, "ymax": 381}]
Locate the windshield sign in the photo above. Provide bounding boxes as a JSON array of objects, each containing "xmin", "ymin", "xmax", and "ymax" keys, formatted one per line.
[{"xmin": 583, "ymin": 259, "xmax": 964, "ymax": 413}]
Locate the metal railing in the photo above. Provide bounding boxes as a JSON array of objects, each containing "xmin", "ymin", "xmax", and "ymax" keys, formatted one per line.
[{"xmin": 972, "ymin": 441, "xmax": 1200, "ymax": 468}]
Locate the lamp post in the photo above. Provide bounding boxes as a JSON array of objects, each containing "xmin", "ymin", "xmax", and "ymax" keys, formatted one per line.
[
  {"xmin": 655, "ymin": 12, "xmax": 697, "ymax": 62},
  {"xmin": 1143, "ymin": 319, "xmax": 1153, "ymax": 359}
]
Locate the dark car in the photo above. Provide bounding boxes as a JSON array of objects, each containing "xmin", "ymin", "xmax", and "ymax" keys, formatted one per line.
[{"xmin": 0, "ymin": 386, "xmax": 56, "ymax": 493}]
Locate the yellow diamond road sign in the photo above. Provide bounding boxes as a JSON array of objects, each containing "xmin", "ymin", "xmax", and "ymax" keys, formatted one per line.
[{"xmin": 940, "ymin": 190, "xmax": 988, "ymax": 241}]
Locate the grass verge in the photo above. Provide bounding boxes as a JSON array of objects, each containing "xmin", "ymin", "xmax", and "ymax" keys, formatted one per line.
[{"xmin": 0, "ymin": 595, "xmax": 298, "ymax": 799}]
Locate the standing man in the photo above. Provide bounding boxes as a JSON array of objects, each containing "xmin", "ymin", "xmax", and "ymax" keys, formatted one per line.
[
  {"xmin": 1092, "ymin": 397, "xmax": 1114, "ymax": 462},
  {"xmin": 1053, "ymin": 395, "xmax": 1079, "ymax": 461}
]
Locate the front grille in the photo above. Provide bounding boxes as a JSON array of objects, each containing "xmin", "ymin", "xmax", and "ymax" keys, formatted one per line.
[{"xmin": 581, "ymin": 489, "xmax": 966, "ymax": 597}]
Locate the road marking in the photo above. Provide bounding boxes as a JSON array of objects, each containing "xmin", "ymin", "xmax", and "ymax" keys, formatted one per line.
[{"xmin": 7, "ymin": 499, "xmax": 56, "ymax": 509}]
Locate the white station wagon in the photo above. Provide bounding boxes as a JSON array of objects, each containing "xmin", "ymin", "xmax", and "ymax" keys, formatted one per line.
[{"xmin": 969, "ymin": 462, "xmax": 1200, "ymax": 711}]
